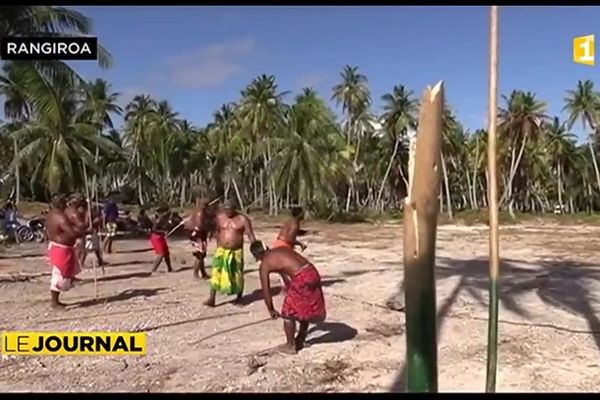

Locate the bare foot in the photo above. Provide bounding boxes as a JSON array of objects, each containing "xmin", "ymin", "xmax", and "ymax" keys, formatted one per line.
[
  {"xmin": 276, "ymin": 343, "xmax": 297, "ymax": 355},
  {"xmin": 232, "ymin": 297, "xmax": 244, "ymax": 307},
  {"xmin": 295, "ymin": 337, "xmax": 306, "ymax": 352},
  {"xmin": 51, "ymin": 302, "xmax": 66, "ymax": 310},
  {"xmin": 203, "ymin": 299, "xmax": 215, "ymax": 307}
]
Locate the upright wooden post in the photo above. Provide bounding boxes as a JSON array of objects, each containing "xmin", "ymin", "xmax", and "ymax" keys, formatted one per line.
[
  {"xmin": 82, "ymin": 162, "xmax": 98, "ymax": 299},
  {"xmin": 403, "ymin": 81, "xmax": 444, "ymax": 392},
  {"xmin": 485, "ymin": 5, "xmax": 501, "ymax": 393}
]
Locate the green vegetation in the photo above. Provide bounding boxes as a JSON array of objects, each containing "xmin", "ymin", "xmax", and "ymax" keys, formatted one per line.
[{"xmin": 1, "ymin": 7, "xmax": 599, "ymax": 222}]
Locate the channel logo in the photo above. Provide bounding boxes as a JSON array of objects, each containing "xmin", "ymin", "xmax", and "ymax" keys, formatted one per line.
[
  {"xmin": 1, "ymin": 331, "xmax": 146, "ymax": 356},
  {"xmin": 573, "ymin": 34, "xmax": 595, "ymax": 66},
  {"xmin": 0, "ymin": 37, "xmax": 98, "ymax": 61}
]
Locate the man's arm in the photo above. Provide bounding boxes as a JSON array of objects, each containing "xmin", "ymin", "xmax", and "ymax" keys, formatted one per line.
[
  {"xmin": 290, "ymin": 221, "xmax": 307, "ymax": 250},
  {"xmin": 259, "ymin": 262, "xmax": 279, "ymax": 318},
  {"xmin": 243, "ymin": 215, "xmax": 257, "ymax": 243}
]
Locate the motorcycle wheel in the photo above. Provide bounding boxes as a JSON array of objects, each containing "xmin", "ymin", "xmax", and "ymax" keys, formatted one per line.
[{"xmin": 16, "ymin": 226, "xmax": 34, "ymax": 242}]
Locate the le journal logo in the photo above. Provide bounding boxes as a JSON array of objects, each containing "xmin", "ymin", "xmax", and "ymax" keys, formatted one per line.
[{"xmin": 0, "ymin": 36, "xmax": 98, "ymax": 61}]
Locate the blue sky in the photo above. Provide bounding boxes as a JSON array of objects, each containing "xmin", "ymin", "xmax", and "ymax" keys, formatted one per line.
[{"xmin": 72, "ymin": 6, "xmax": 600, "ymax": 140}]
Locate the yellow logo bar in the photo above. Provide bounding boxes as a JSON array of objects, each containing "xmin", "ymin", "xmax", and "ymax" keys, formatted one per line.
[
  {"xmin": 574, "ymin": 34, "xmax": 595, "ymax": 66},
  {"xmin": 1, "ymin": 332, "xmax": 147, "ymax": 356}
]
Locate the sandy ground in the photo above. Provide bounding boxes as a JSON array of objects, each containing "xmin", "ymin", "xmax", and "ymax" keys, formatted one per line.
[{"xmin": 1, "ymin": 220, "xmax": 600, "ymax": 392}]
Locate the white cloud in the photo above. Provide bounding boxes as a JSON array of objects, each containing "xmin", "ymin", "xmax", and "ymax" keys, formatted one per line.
[{"xmin": 166, "ymin": 37, "xmax": 255, "ymax": 89}]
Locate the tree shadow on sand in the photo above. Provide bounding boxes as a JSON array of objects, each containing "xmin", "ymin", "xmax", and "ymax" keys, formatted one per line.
[
  {"xmin": 70, "ymin": 287, "xmax": 168, "ymax": 308},
  {"xmin": 390, "ymin": 256, "xmax": 600, "ymax": 392}
]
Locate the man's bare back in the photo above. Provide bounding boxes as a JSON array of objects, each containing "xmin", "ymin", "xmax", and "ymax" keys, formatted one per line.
[{"xmin": 260, "ymin": 247, "xmax": 310, "ymax": 278}]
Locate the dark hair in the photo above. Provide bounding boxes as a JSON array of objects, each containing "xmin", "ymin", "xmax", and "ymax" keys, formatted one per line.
[
  {"xmin": 291, "ymin": 206, "xmax": 304, "ymax": 218},
  {"xmin": 250, "ymin": 240, "xmax": 266, "ymax": 258},
  {"xmin": 50, "ymin": 194, "xmax": 66, "ymax": 209}
]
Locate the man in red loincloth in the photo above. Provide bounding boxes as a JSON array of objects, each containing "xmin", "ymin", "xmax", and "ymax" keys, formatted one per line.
[
  {"xmin": 250, "ymin": 241, "xmax": 326, "ymax": 355},
  {"xmin": 45, "ymin": 194, "xmax": 86, "ymax": 309},
  {"xmin": 150, "ymin": 207, "xmax": 173, "ymax": 273}
]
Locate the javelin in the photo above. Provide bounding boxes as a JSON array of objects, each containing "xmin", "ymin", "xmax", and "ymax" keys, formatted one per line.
[{"xmin": 166, "ymin": 197, "xmax": 220, "ymax": 238}]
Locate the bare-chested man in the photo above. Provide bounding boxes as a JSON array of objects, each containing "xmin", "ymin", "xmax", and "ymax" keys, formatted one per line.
[
  {"xmin": 150, "ymin": 208, "xmax": 174, "ymax": 273},
  {"xmin": 189, "ymin": 197, "xmax": 215, "ymax": 280},
  {"xmin": 46, "ymin": 194, "xmax": 85, "ymax": 309},
  {"xmin": 250, "ymin": 241, "xmax": 326, "ymax": 355},
  {"xmin": 204, "ymin": 199, "xmax": 257, "ymax": 307},
  {"xmin": 272, "ymin": 206, "xmax": 307, "ymax": 251},
  {"xmin": 272, "ymin": 206, "xmax": 307, "ymax": 289}
]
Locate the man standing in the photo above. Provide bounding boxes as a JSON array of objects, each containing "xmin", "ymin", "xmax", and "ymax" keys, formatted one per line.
[
  {"xmin": 82, "ymin": 205, "xmax": 105, "ymax": 268},
  {"xmin": 272, "ymin": 206, "xmax": 307, "ymax": 251},
  {"xmin": 189, "ymin": 197, "xmax": 215, "ymax": 280},
  {"xmin": 150, "ymin": 208, "xmax": 174, "ymax": 273},
  {"xmin": 204, "ymin": 199, "xmax": 257, "ymax": 307},
  {"xmin": 65, "ymin": 194, "xmax": 88, "ymax": 275},
  {"xmin": 102, "ymin": 194, "xmax": 119, "ymax": 254},
  {"xmin": 272, "ymin": 206, "xmax": 307, "ymax": 289},
  {"xmin": 46, "ymin": 194, "xmax": 84, "ymax": 309},
  {"xmin": 250, "ymin": 241, "xmax": 326, "ymax": 355}
]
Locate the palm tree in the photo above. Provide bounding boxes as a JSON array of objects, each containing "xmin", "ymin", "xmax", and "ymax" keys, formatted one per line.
[
  {"xmin": 378, "ymin": 84, "xmax": 418, "ymax": 209},
  {"xmin": 498, "ymin": 90, "xmax": 549, "ymax": 216},
  {"xmin": 545, "ymin": 117, "xmax": 577, "ymax": 211},
  {"xmin": 274, "ymin": 88, "xmax": 341, "ymax": 207},
  {"xmin": 237, "ymin": 74, "xmax": 289, "ymax": 214},
  {"xmin": 563, "ymin": 79, "xmax": 600, "ymax": 199},
  {"xmin": 123, "ymin": 94, "xmax": 157, "ymax": 205},
  {"xmin": 7, "ymin": 65, "xmax": 120, "ymax": 195},
  {"xmin": 332, "ymin": 65, "xmax": 374, "ymax": 211},
  {"xmin": 0, "ymin": 6, "xmax": 112, "ymax": 69}
]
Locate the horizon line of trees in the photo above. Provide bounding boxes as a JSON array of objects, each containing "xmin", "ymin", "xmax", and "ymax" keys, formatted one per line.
[{"xmin": 1, "ymin": 7, "xmax": 600, "ymax": 219}]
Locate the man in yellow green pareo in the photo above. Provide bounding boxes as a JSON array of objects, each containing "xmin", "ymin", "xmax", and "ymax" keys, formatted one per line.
[{"xmin": 204, "ymin": 199, "xmax": 257, "ymax": 307}]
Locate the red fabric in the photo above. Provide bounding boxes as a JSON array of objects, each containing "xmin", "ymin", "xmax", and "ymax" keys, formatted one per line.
[
  {"xmin": 150, "ymin": 232, "xmax": 170, "ymax": 256},
  {"xmin": 281, "ymin": 264, "xmax": 326, "ymax": 323},
  {"xmin": 48, "ymin": 242, "xmax": 76, "ymax": 279},
  {"xmin": 272, "ymin": 238, "xmax": 293, "ymax": 249}
]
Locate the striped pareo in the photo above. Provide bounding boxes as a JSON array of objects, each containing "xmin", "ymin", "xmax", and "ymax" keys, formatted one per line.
[{"xmin": 211, "ymin": 247, "xmax": 244, "ymax": 295}]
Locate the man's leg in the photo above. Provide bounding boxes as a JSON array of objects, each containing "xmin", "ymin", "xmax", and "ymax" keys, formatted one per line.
[
  {"xmin": 50, "ymin": 290, "xmax": 65, "ymax": 309},
  {"xmin": 192, "ymin": 257, "xmax": 200, "ymax": 279},
  {"xmin": 295, "ymin": 322, "xmax": 309, "ymax": 351},
  {"xmin": 193, "ymin": 255, "xmax": 209, "ymax": 279},
  {"xmin": 278, "ymin": 320, "xmax": 297, "ymax": 354},
  {"xmin": 151, "ymin": 256, "xmax": 163, "ymax": 273},
  {"xmin": 164, "ymin": 254, "xmax": 174, "ymax": 272},
  {"xmin": 203, "ymin": 289, "xmax": 216, "ymax": 307},
  {"xmin": 80, "ymin": 249, "xmax": 88, "ymax": 269},
  {"xmin": 95, "ymin": 250, "xmax": 105, "ymax": 265}
]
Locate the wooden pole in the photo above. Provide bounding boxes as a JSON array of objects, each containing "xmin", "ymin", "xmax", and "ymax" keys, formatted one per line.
[
  {"xmin": 13, "ymin": 136, "xmax": 19, "ymax": 205},
  {"xmin": 82, "ymin": 162, "xmax": 98, "ymax": 299},
  {"xmin": 403, "ymin": 81, "xmax": 444, "ymax": 392},
  {"xmin": 485, "ymin": 5, "xmax": 501, "ymax": 393}
]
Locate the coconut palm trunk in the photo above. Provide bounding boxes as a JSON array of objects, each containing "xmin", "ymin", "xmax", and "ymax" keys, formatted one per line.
[
  {"xmin": 403, "ymin": 81, "xmax": 444, "ymax": 392},
  {"xmin": 485, "ymin": 5, "xmax": 501, "ymax": 393}
]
